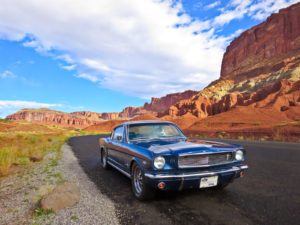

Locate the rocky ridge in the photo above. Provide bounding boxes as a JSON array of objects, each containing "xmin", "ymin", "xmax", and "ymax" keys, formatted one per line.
[
  {"xmin": 164, "ymin": 2, "xmax": 300, "ymax": 119},
  {"xmin": 6, "ymin": 89, "xmax": 196, "ymax": 128}
]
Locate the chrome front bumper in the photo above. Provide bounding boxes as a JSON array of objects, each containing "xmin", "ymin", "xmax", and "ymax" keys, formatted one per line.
[{"xmin": 144, "ymin": 165, "xmax": 248, "ymax": 179}]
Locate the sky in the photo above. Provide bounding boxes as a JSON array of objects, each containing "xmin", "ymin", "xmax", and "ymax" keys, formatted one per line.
[{"xmin": 0, "ymin": 0, "xmax": 298, "ymax": 117}]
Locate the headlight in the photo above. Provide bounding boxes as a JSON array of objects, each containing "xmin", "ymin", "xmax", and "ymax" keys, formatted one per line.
[
  {"xmin": 235, "ymin": 150, "xmax": 244, "ymax": 161},
  {"xmin": 154, "ymin": 156, "xmax": 165, "ymax": 169}
]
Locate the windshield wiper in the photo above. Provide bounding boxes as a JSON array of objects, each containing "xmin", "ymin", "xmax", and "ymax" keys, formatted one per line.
[
  {"xmin": 131, "ymin": 136, "xmax": 185, "ymax": 142},
  {"xmin": 157, "ymin": 136, "xmax": 185, "ymax": 139}
]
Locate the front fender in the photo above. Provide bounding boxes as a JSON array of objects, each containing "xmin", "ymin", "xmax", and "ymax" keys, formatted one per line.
[{"xmin": 130, "ymin": 157, "xmax": 151, "ymax": 174}]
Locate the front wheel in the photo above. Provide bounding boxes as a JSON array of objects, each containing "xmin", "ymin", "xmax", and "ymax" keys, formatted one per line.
[{"xmin": 131, "ymin": 163, "xmax": 155, "ymax": 201}]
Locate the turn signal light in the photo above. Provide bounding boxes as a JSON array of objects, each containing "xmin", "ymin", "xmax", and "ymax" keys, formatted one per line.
[{"xmin": 157, "ymin": 182, "xmax": 166, "ymax": 189}]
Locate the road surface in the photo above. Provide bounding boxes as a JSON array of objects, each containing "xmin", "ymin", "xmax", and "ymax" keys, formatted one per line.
[{"xmin": 68, "ymin": 135, "xmax": 300, "ymax": 225}]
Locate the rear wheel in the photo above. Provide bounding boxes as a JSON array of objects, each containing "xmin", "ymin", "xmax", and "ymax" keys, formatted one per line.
[
  {"xmin": 101, "ymin": 148, "xmax": 110, "ymax": 169},
  {"xmin": 131, "ymin": 163, "xmax": 155, "ymax": 201}
]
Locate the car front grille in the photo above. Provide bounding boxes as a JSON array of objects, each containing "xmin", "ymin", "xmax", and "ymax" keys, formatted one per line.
[{"xmin": 178, "ymin": 152, "xmax": 234, "ymax": 168}]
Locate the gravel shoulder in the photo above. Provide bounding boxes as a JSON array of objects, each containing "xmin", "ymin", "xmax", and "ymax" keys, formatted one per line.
[
  {"xmin": 0, "ymin": 143, "xmax": 120, "ymax": 225},
  {"xmin": 45, "ymin": 143, "xmax": 119, "ymax": 225}
]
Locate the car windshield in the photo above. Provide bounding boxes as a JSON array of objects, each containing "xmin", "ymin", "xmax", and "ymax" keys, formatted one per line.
[{"xmin": 128, "ymin": 123, "xmax": 185, "ymax": 141}]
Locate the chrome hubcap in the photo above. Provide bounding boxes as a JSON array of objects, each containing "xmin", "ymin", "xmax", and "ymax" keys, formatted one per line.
[{"xmin": 133, "ymin": 167, "xmax": 143, "ymax": 194}]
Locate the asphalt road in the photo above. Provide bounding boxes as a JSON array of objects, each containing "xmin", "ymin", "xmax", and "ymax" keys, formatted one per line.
[{"xmin": 68, "ymin": 135, "xmax": 300, "ymax": 225}]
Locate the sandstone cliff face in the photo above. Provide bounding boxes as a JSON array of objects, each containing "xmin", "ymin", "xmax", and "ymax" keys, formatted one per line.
[
  {"xmin": 143, "ymin": 90, "xmax": 197, "ymax": 114},
  {"xmin": 166, "ymin": 3, "xmax": 300, "ymax": 120},
  {"xmin": 117, "ymin": 90, "xmax": 197, "ymax": 118},
  {"xmin": 70, "ymin": 111, "xmax": 103, "ymax": 121},
  {"xmin": 168, "ymin": 79, "xmax": 300, "ymax": 118},
  {"xmin": 6, "ymin": 109, "xmax": 129, "ymax": 128},
  {"xmin": 6, "ymin": 109, "xmax": 99, "ymax": 128},
  {"xmin": 100, "ymin": 112, "xmax": 121, "ymax": 120},
  {"xmin": 5, "ymin": 88, "xmax": 197, "ymax": 127},
  {"xmin": 119, "ymin": 106, "xmax": 150, "ymax": 118},
  {"xmin": 221, "ymin": 3, "xmax": 300, "ymax": 80}
]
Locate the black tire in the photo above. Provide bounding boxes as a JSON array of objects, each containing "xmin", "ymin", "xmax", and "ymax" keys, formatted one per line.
[
  {"xmin": 131, "ymin": 163, "xmax": 155, "ymax": 201},
  {"xmin": 101, "ymin": 148, "xmax": 110, "ymax": 170}
]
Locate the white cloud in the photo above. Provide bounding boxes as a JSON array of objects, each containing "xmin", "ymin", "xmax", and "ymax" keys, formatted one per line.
[
  {"xmin": 75, "ymin": 73, "xmax": 99, "ymax": 83},
  {"xmin": 0, "ymin": 0, "xmax": 225, "ymax": 98},
  {"xmin": 213, "ymin": 0, "xmax": 252, "ymax": 26},
  {"xmin": 205, "ymin": 1, "xmax": 221, "ymax": 10},
  {"xmin": 248, "ymin": 0, "xmax": 299, "ymax": 20},
  {"xmin": 0, "ymin": 0, "xmax": 297, "ymax": 99},
  {"xmin": 213, "ymin": 0, "xmax": 298, "ymax": 26},
  {"xmin": 0, "ymin": 100, "xmax": 62, "ymax": 109},
  {"xmin": 0, "ymin": 70, "xmax": 16, "ymax": 79},
  {"xmin": 60, "ymin": 64, "xmax": 76, "ymax": 71}
]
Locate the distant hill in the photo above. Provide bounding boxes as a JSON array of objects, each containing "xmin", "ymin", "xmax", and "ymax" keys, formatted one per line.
[
  {"xmin": 6, "ymin": 89, "xmax": 197, "ymax": 128},
  {"xmin": 6, "ymin": 108, "xmax": 101, "ymax": 129}
]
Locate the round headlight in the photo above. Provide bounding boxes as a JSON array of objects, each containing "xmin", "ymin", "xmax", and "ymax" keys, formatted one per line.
[
  {"xmin": 154, "ymin": 156, "xmax": 165, "ymax": 169},
  {"xmin": 235, "ymin": 150, "xmax": 244, "ymax": 161}
]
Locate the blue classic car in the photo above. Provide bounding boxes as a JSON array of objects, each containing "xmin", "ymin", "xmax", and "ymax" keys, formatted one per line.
[{"xmin": 99, "ymin": 120, "xmax": 248, "ymax": 200}]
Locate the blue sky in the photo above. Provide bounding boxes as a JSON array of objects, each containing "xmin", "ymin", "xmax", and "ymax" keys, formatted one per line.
[
  {"xmin": 0, "ymin": 0, "xmax": 297, "ymax": 117},
  {"xmin": 0, "ymin": 40, "xmax": 146, "ymax": 117}
]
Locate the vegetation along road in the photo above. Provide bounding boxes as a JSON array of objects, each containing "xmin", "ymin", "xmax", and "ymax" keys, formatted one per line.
[{"xmin": 68, "ymin": 135, "xmax": 300, "ymax": 225}]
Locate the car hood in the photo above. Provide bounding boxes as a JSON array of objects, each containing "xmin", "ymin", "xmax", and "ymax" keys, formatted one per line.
[{"xmin": 148, "ymin": 139, "xmax": 239, "ymax": 154}]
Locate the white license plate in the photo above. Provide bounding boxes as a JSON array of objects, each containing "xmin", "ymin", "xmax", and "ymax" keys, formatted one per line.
[{"xmin": 200, "ymin": 176, "xmax": 218, "ymax": 188}]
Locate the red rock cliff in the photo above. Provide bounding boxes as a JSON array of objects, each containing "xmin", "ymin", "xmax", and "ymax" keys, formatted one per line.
[
  {"xmin": 221, "ymin": 2, "xmax": 300, "ymax": 80},
  {"xmin": 165, "ymin": 2, "xmax": 300, "ymax": 119},
  {"xmin": 6, "ymin": 108, "xmax": 99, "ymax": 128},
  {"xmin": 143, "ymin": 90, "xmax": 197, "ymax": 114}
]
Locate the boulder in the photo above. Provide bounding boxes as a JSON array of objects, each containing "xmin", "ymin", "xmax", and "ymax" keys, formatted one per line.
[{"xmin": 40, "ymin": 182, "xmax": 80, "ymax": 212}]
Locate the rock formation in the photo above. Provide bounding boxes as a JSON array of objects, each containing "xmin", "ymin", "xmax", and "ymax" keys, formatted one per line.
[
  {"xmin": 5, "ymin": 88, "xmax": 196, "ymax": 128},
  {"xmin": 221, "ymin": 2, "xmax": 300, "ymax": 80},
  {"xmin": 143, "ymin": 90, "xmax": 197, "ymax": 114},
  {"xmin": 165, "ymin": 2, "xmax": 300, "ymax": 119},
  {"xmin": 6, "ymin": 108, "xmax": 100, "ymax": 128}
]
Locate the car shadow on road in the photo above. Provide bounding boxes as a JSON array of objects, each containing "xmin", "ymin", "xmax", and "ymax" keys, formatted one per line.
[{"xmin": 67, "ymin": 135, "xmax": 253, "ymax": 225}]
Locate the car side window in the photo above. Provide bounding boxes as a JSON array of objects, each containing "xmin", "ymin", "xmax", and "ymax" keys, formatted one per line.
[{"xmin": 112, "ymin": 126, "xmax": 124, "ymax": 142}]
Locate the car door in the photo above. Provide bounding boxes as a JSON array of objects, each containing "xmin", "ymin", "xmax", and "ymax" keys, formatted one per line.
[{"xmin": 108, "ymin": 125, "xmax": 126, "ymax": 168}]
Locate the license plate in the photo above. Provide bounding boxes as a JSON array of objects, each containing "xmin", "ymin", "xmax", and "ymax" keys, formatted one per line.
[{"xmin": 200, "ymin": 176, "xmax": 218, "ymax": 188}]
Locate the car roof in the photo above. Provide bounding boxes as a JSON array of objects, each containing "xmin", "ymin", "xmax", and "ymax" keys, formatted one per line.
[{"xmin": 121, "ymin": 120, "xmax": 175, "ymax": 126}]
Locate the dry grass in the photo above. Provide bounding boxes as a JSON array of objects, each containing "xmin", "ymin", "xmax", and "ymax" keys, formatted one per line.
[
  {"xmin": 0, "ymin": 132, "xmax": 74, "ymax": 176},
  {"xmin": 0, "ymin": 119, "xmax": 105, "ymax": 176},
  {"xmin": 0, "ymin": 120, "xmax": 83, "ymax": 176},
  {"xmin": 0, "ymin": 148, "xmax": 15, "ymax": 175}
]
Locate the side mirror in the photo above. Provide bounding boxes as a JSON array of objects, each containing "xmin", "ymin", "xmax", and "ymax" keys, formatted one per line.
[{"xmin": 116, "ymin": 135, "xmax": 122, "ymax": 141}]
